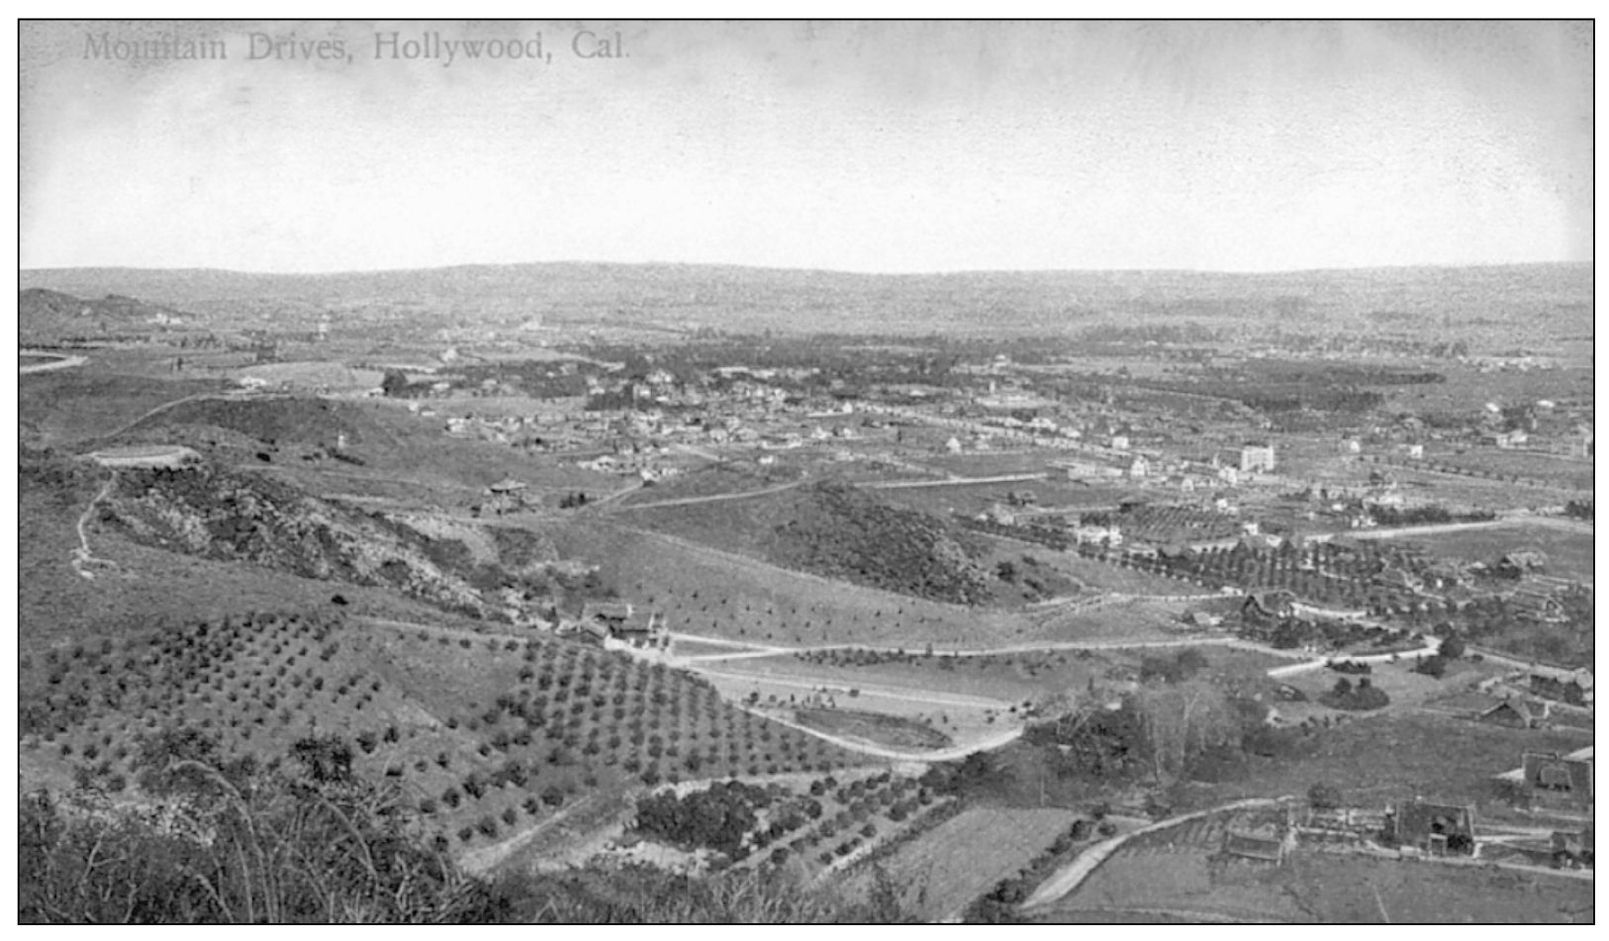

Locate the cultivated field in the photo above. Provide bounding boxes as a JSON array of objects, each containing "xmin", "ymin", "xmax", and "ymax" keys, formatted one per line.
[
  {"xmin": 1042, "ymin": 816, "xmax": 1592, "ymax": 923},
  {"xmin": 1043, "ymin": 808, "xmax": 1302, "ymax": 923},
  {"xmin": 857, "ymin": 805, "xmax": 1082, "ymax": 921},
  {"xmin": 793, "ymin": 708, "xmax": 952, "ymax": 750},
  {"xmin": 19, "ymin": 609, "xmax": 873, "ymax": 860}
]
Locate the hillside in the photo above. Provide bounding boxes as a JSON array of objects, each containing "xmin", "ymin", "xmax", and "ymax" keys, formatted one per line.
[
  {"xmin": 20, "ymin": 286, "xmax": 193, "ymax": 342},
  {"xmin": 621, "ymin": 479, "xmax": 998, "ymax": 605},
  {"xmin": 101, "ymin": 462, "xmax": 496, "ymax": 618},
  {"xmin": 111, "ymin": 395, "xmax": 395, "ymax": 452}
]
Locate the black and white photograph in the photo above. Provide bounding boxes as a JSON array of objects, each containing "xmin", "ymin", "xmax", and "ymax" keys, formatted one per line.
[{"xmin": 15, "ymin": 18, "xmax": 1595, "ymax": 924}]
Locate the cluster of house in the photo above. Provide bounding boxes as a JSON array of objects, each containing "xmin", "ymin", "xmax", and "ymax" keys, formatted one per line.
[
  {"xmin": 1225, "ymin": 748, "xmax": 1594, "ymax": 868},
  {"xmin": 1050, "ymin": 442, "xmax": 1274, "ymax": 490},
  {"xmin": 575, "ymin": 445, "xmax": 683, "ymax": 482},
  {"xmin": 557, "ymin": 601, "xmax": 666, "ymax": 647}
]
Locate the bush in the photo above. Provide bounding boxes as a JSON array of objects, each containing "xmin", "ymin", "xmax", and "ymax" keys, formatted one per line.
[
  {"xmin": 1307, "ymin": 782, "xmax": 1343, "ymax": 810},
  {"xmin": 1321, "ymin": 677, "xmax": 1390, "ymax": 711}
]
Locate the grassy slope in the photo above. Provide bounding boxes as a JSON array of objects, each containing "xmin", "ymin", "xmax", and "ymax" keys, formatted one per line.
[
  {"xmin": 552, "ymin": 518, "xmax": 1026, "ymax": 648},
  {"xmin": 618, "ymin": 481, "xmax": 998, "ymax": 605},
  {"xmin": 1170, "ymin": 709, "xmax": 1585, "ymax": 819},
  {"xmin": 20, "ymin": 368, "xmax": 231, "ymax": 447}
]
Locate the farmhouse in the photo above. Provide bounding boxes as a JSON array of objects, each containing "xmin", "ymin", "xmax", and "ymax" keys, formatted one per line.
[
  {"xmin": 579, "ymin": 601, "xmax": 664, "ymax": 640},
  {"xmin": 1478, "ymin": 699, "xmax": 1549, "ymax": 730},
  {"xmin": 1521, "ymin": 751, "xmax": 1593, "ymax": 808},
  {"xmin": 1387, "ymin": 799, "xmax": 1477, "ymax": 856}
]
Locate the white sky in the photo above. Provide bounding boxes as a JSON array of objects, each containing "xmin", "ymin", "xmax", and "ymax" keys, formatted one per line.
[{"xmin": 18, "ymin": 20, "xmax": 1594, "ymax": 273}]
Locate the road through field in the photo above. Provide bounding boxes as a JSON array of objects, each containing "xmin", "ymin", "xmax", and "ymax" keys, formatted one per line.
[
  {"xmin": 733, "ymin": 702, "xmax": 1026, "ymax": 763},
  {"xmin": 667, "ymin": 629, "xmax": 1321, "ymax": 664},
  {"xmin": 605, "ymin": 477, "xmax": 807, "ymax": 512},
  {"xmin": 695, "ymin": 667, "xmax": 1015, "ymax": 710},
  {"xmin": 1316, "ymin": 514, "xmax": 1588, "ymax": 542},
  {"xmin": 97, "ymin": 390, "xmax": 224, "ymax": 441}
]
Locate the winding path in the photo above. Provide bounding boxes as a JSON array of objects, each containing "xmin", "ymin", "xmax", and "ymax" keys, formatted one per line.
[{"xmin": 71, "ymin": 475, "xmax": 119, "ymax": 580}]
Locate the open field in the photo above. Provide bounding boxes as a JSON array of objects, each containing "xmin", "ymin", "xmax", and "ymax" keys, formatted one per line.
[
  {"xmin": 1042, "ymin": 552, "xmax": 1213, "ymax": 596},
  {"xmin": 1273, "ymin": 657, "xmax": 1506, "ymax": 720},
  {"xmin": 871, "ymin": 479, "xmax": 1131, "ymax": 518},
  {"xmin": 855, "ymin": 806, "xmax": 1083, "ymax": 921},
  {"xmin": 1169, "ymin": 708, "xmax": 1586, "ymax": 824},
  {"xmin": 1042, "ymin": 808, "xmax": 1305, "ymax": 922},
  {"xmin": 915, "ymin": 451, "xmax": 1071, "ymax": 478},
  {"xmin": 1364, "ymin": 520, "xmax": 1594, "ymax": 583},
  {"xmin": 1430, "ymin": 449, "xmax": 1593, "ymax": 490},
  {"xmin": 1029, "ymin": 598, "xmax": 1206, "ymax": 645},
  {"xmin": 695, "ymin": 649, "xmax": 1091, "ymax": 705},
  {"xmin": 704, "ymin": 642, "xmax": 1287, "ymax": 714},
  {"xmin": 694, "ymin": 669, "xmax": 1010, "ymax": 756},
  {"xmin": 1364, "ymin": 466, "xmax": 1585, "ymax": 510},
  {"xmin": 613, "ymin": 462, "xmax": 804, "ymax": 508},
  {"xmin": 559, "ymin": 520, "xmax": 1211, "ymax": 651},
  {"xmin": 232, "ymin": 360, "xmax": 384, "ymax": 391},
  {"xmin": 793, "ymin": 707, "xmax": 952, "ymax": 749},
  {"xmin": 1381, "ymin": 365, "xmax": 1591, "ymax": 417},
  {"xmin": 20, "ymin": 366, "xmax": 231, "ymax": 446},
  {"xmin": 552, "ymin": 521, "xmax": 1029, "ymax": 649}
]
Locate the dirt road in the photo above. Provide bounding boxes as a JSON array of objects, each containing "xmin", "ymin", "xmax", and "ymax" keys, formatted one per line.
[
  {"xmin": 71, "ymin": 475, "xmax": 119, "ymax": 580},
  {"xmin": 20, "ymin": 351, "xmax": 88, "ymax": 374}
]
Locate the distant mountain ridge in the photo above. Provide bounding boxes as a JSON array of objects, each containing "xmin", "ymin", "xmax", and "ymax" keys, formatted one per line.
[{"xmin": 19, "ymin": 261, "xmax": 1592, "ymax": 338}]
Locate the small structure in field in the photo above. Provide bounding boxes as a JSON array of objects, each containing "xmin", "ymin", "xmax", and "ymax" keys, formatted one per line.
[
  {"xmin": 477, "ymin": 478, "xmax": 533, "ymax": 515},
  {"xmin": 1551, "ymin": 825, "xmax": 1594, "ymax": 869},
  {"xmin": 1222, "ymin": 823, "xmax": 1295, "ymax": 863}
]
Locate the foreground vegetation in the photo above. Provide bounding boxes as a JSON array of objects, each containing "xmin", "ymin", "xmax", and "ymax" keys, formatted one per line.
[{"xmin": 20, "ymin": 733, "xmax": 909, "ymax": 924}]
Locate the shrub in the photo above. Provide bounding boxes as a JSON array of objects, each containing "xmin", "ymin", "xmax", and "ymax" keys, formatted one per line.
[{"xmin": 1414, "ymin": 655, "xmax": 1449, "ymax": 678}]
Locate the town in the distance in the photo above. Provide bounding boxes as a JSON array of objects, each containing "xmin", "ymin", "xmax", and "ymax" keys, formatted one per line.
[{"xmin": 17, "ymin": 261, "xmax": 1594, "ymax": 922}]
